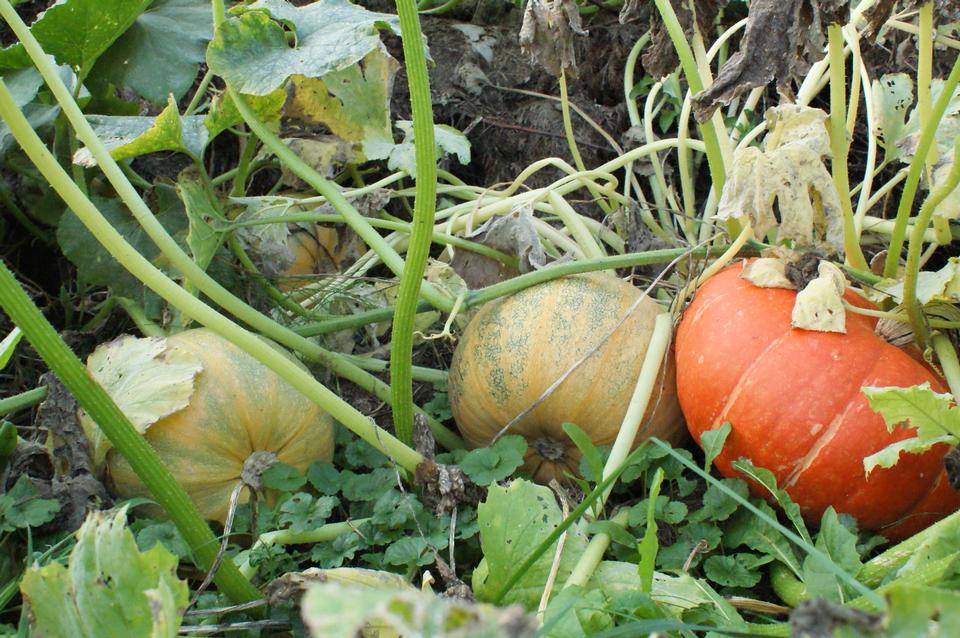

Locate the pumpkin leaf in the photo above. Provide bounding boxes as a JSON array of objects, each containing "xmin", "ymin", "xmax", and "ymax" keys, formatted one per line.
[
  {"xmin": 19, "ymin": 507, "xmax": 188, "ymax": 638},
  {"xmin": 886, "ymin": 584, "xmax": 960, "ymax": 637},
  {"xmin": 880, "ymin": 258, "xmax": 960, "ymax": 305},
  {"xmin": 863, "ymin": 383, "xmax": 960, "ymax": 441},
  {"xmin": 460, "ymin": 435, "xmax": 527, "ymax": 486},
  {"xmin": 73, "ymin": 95, "xmax": 208, "ymax": 166},
  {"xmin": 791, "ymin": 261, "xmax": 847, "ymax": 333},
  {"xmin": 0, "ymin": 0, "xmax": 150, "ymax": 79},
  {"xmin": 80, "ymin": 334, "xmax": 203, "ymax": 473},
  {"xmin": 87, "ymin": 0, "xmax": 213, "ymax": 105},
  {"xmin": 204, "ymin": 88, "xmax": 286, "ymax": 142},
  {"xmin": 472, "ymin": 479, "xmax": 588, "ymax": 608},
  {"xmin": 205, "ymin": 0, "xmax": 402, "ymax": 96},
  {"xmin": 862, "ymin": 383, "xmax": 960, "ymax": 474},
  {"xmin": 284, "ymin": 46, "xmax": 398, "ymax": 161},
  {"xmin": 716, "ymin": 105, "xmax": 844, "ymax": 252}
]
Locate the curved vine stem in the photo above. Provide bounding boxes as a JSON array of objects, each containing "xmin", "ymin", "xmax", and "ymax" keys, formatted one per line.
[{"xmin": 389, "ymin": 0, "xmax": 438, "ymax": 446}]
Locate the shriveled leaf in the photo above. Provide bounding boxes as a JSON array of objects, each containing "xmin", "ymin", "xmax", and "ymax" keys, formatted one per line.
[
  {"xmin": 468, "ymin": 206, "xmax": 546, "ymax": 273},
  {"xmin": 882, "ymin": 258, "xmax": 960, "ymax": 305},
  {"xmin": 80, "ymin": 335, "xmax": 202, "ymax": 472},
  {"xmin": 518, "ymin": 0, "xmax": 585, "ymax": 77},
  {"xmin": 717, "ymin": 106, "xmax": 843, "ymax": 251},
  {"xmin": 273, "ymin": 137, "xmax": 356, "ymax": 187},
  {"xmin": 791, "ymin": 261, "xmax": 847, "ymax": 333},
  {"xmin": 740, "ymin": 258, "xmax": 796, "ymax": 289},
  {"xmin": 284, "ymin": 46, "xmax": 397, "ymax": 161},
  {"xmin": 20, "ymin": 507, "xmax": 188, "ymax": 638},
  {"xmin": 472, "ymin": 479, "xmax": 588, "ymax": 608},
  {"xmin": 206, "ymin": 0, "xmax": 401, "ymax": 96},
  {"xmin": 384, "ymin": 120, "xmax": 471, "ymax": 175},
  {"xmin": 0, "ymin": 0, "xmax": 150, "ymax": 78},
  {"xmin": 204, "ymin": 88, "xmax": 286, "ymax": 141},
  {"xmin": 74, "ymin": 96, "xmax": 207, "ymax": 166},
  {"xmin": 88, "ymin": 0, "xmax": 212, "ymax": 105},
  {"xmin": 693, "ymin": 0, "xmax": 847, "ymax": 121},
  {"xmin": 301, "ymin": 582, "xmax": 536, "ymax": 638},
  {"xmin": 871, "ymin": 73, "xmax": 913, "ymax": 159}
]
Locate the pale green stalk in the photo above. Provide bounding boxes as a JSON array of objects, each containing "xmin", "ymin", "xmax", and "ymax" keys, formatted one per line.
[
  {"xmin": 563, "ymin": 509, "xmax": 629, "ymax": 590},
  {"xmin": 599, "ymin": 313, "xmax": 672, "ymax": 506},
  {"xmin": 828, "ymin": 23, "xmax": 869, "ymax": 270},
  {"xmin": 558, "ymin": 70, "xmax": 612, "ymax": 214},
  {"xmin": 545, "ymin": 191, "xmax": 606, "ymax": 260},
  {"xmin": 932, "ymin": 334, "xmax": 960, "ymax": 399}
]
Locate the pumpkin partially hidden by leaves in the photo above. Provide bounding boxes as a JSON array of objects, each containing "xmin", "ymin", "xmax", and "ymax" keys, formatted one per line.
[
  {"xmin": 676, "ymin": 262, "xmax": 960, "ymax": 539},
  {"xmin": 80, "ymin": 329, "xmax": 334, "ymax": 523},
  {"xmin": 448, "ymin": 273, "xmax": 684, "ymax": 483}
]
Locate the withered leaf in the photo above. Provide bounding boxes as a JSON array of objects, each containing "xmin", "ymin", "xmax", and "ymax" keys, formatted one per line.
[
  {"xmin": 693, "ymin": 0, "xmax": 847, "ymax": 121},
  {"xmin": 791, "ymin": 261, "xmax": 848, "ymax": 333},
  {"xmin": 518, "ymin": 0, "xmax": 587, "ymax": 77}
]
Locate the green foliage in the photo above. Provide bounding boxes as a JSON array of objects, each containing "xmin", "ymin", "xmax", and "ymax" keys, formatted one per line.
[
  {"xmin": 0, "ymin": 476, "xmax": 59, "ymax": 532},
  {"xmin": 19, "ymin": 507, "xmax": 188, "ymax": 637}
]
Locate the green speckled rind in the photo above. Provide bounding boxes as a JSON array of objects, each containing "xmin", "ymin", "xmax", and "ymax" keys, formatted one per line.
[
  {"xmin": 106, "ymin": 329, "xmax": 334, "ymax": 522},
  {"xmin": 449, "ymin": 273, "xmax": 684, "ymax": 482}
]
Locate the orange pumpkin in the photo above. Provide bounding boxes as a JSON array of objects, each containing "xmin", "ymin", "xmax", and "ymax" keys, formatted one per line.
[
  {"xmin": 448, "ymin": 273, "xmax": 685, "ymax": 483},
  {"xmin": 676, "ymin": 261, "xmax": 960, "ymax": 538}
]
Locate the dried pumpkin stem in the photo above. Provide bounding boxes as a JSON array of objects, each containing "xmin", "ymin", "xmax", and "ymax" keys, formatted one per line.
[{"xmin": 0, "ymin": 256, "xmax": 261, "ymax": 606}]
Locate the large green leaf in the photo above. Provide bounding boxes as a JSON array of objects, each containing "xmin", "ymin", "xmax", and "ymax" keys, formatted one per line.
[
  {"xmin": 56, "ymin": 189, "xmax": 188, "ymax": 299},
  {"xmin": 206, "ymin": 0, "xmax": 401, "ymax": 96},
  {"xmin": 20, "ymin": 507, "xmax": 188, "ymax": 638},
  {"xmin": 0, "ymin": 0, "xmax": 150, "ymax": 79},
  {"xmin": 88, "ymin": 0, "xmax": 213, "ymax": 105},
  {"xmin": 0, "ymin": 67, "xmax": 60, "ymax": 156}
]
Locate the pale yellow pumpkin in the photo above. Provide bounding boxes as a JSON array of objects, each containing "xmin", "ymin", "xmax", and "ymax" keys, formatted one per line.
[
  {"xmin": 448, "ymin": 273, "xmax": 685, "ymax": 483},
  {"xmin": 86, "ymin": 329, "xmax": 334, "ymax": 523}
]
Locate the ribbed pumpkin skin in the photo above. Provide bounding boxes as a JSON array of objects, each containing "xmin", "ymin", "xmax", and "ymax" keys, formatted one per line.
[
  {"xmin": 106, "ymin": 329, "xmax": 334, "ymax": 523},
  {"xmin": 676, "ymin": 262, "xmax": 960, "ymax": 539},
  {"xmin": 449, "ymin": 273, "xmax": 685, "ymax": 483}
]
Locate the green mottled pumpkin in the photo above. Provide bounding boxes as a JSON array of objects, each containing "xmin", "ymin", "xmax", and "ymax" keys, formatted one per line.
[
  {"xmin": 448, "ymin": 273, "xmax": 685, "ymax": 482},
  {"xmin": 85, "ymin": 329, "xmax": 334, "ymax": 523}
]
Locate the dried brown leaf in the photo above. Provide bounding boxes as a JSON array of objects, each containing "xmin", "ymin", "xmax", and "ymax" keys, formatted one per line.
[
  {"xmin": 642, "ymin": 0, "xmax": 727, "ymax": 79},
  {"xmin": 518, "ymin": 0, "xmax": 587, "ymax": 77},
  {"xmin": 693, "ymin": 0, "xmax": 847, "ymax": 121}
]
